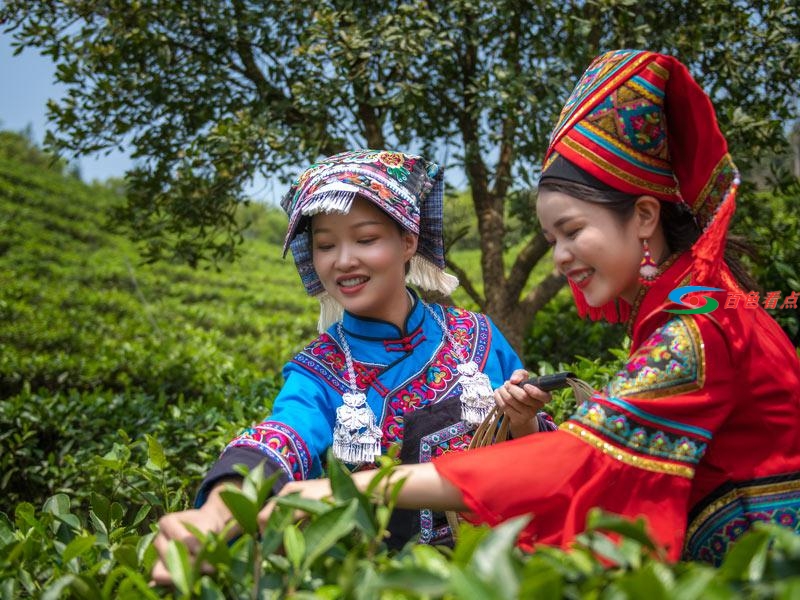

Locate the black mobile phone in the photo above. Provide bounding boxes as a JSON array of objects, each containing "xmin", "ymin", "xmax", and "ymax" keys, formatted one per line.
[{"xmin": 517, "ymin": 371, "xmax": 576, "ymax": 392}]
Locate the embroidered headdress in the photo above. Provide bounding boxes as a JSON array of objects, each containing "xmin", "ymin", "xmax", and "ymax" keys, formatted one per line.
[
  {"xmin": 540, "ymin": 49, "xmax": 740, "ymax": 322},
  {"xmin": 281, "ymin": 149, "xmax": 458, "ymax": 331}
]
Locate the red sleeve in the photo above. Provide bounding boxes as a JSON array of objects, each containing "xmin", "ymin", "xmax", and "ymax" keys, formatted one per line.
[{"xmin": 435, "ymin": 314, "xmax": 733, "ymax": 560}]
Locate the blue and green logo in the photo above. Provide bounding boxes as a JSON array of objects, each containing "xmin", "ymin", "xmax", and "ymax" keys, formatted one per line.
[{"xmin": 665, "ymin": 286, "xmax": 724, "ymax": 314}]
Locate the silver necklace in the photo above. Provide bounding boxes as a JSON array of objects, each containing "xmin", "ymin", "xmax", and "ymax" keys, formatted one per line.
[
  {"xmin": 332, "ymin": 322, "xmax": 382, "ymax": 464},
  {"xmin": 331, "ymin": 302, "xmax": 495, "ymax": 463}
]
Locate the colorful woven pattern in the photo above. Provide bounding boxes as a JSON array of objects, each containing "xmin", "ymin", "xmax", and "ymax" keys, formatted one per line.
[
  {"xmin": 685, "ymin": 473, "xmax": 800, "ymax": 566},
  {"xmin": 541, "ymin": 49, "xmax": 741, "ymax": 321},
  {"xmin": 564, "ymin": 393, "xmax": 711, "ymax": 479}
]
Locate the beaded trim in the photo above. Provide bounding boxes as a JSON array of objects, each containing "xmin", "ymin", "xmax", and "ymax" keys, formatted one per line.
[{"xmin": 561, "ymin": 421, "xmax": 696, "ymax": 478}]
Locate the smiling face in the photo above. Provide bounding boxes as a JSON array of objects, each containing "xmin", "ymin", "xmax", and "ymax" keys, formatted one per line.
[
  {"xmin": 537, "ymin": 189, "xmax": 650, "ymax": 306},
  {"xmin": 311, "ymin": 196, "xmax": 418, "ymax": 327}
]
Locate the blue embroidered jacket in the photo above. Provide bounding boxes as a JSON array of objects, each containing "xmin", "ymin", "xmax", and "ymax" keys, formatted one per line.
[{"xmin": 198, "ymin": 292, "xmax": 546, "ymax": 545}]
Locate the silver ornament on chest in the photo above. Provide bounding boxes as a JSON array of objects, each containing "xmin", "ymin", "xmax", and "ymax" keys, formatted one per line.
[
  {"xmin": 332, "ymin": 391, "xmax": 382, "ymax": 464},
  {"xmin": 457, "ymin": 360, "xmax": 495, "ymax": 426}
]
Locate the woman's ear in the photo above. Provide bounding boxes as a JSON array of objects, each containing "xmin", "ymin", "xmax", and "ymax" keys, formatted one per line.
[
  {"xmin": 402, "ymin": 231, "xmax": 419, "ymax": 262},
  {"xmin": 633, "ymin": 196, "xmax": 662, "ymax": 238}
]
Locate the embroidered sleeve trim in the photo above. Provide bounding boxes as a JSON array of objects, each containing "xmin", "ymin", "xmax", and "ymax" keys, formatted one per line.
[
  {"xmin": 225, "ymin": 421, "xmax": 311, "ymax": 481},
  {"xmin": 561, "ymin": 422, "xmax": 696, "ymax": 479},
  {"xmin": 600, "ymin": 395, "xmax": 712, "ymax": 439},
  {"xmin": 567, "ymin": 396, "xmax": 708, "ymax": 468}
]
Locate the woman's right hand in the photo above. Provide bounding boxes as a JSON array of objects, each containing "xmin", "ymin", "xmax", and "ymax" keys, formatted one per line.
[
  {"xmin": 150, "ymin": 483, "xmax": 238, "ymax": 587},
  {"xmin": 494, "ymin": 368, "xmax": 552, "ymax": 438}
]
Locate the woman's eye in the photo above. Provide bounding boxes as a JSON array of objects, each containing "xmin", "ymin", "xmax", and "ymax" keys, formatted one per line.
[
  {"xmin": 566, "ymin": 228, "xmax": 581, "ymax": 240},
  {"xmin": 315, "ymin": 243, "xmax": 334, "ymax": 251},
  {"xmin": 358, "ymin": 237, "xmax": 377, "ymax": 245}
]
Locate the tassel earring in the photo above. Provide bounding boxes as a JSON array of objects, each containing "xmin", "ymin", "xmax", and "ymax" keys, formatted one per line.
[{"xmin": 639, "ymin": 239, "xmax": 659, "ymax": 286}]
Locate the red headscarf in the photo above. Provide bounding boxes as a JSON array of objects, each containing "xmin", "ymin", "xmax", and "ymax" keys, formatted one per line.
[{"xmin": 540, "ymin": 49, "xmax": 740, "ymax": 322}]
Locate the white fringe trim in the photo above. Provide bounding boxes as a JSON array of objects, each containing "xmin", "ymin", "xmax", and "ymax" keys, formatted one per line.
[
  {"xmin": 317, "ymin": 292, "xmax": 344, "ymax": 333},
  {"xmin": 301, "ymin": 186, "xmax": 358, "ymax": 217},
  {"xmin": 406, "ymin": 255, "xmax": 459, "ymax": 295}
]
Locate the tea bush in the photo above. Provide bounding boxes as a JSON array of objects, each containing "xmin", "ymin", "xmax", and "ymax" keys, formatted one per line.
[
  {"xmin": 3, "ymin": 456, "xmax": 800, "ymax": 599},
  {"xmin": 2, "ymin": 133, "xmax": 800, "ymax": 597}
]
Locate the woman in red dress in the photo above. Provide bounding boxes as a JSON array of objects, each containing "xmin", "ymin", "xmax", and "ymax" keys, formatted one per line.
[{"xmin": 267, "ymin": 49, "xmax": 800, "ymax": 565}]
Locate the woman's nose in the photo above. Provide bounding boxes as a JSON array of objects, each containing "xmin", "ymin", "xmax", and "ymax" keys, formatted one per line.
[
  {"xmin": 334, "ymin": 244, "xmax": 358, "ymax": 269},
  {"xmin": 552, "ymin": 241, "xmax": 572, "ymax": 271}
]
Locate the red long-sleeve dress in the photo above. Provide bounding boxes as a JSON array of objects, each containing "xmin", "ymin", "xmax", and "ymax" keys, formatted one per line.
[{"xmin": 435, "ymin": 251, "xmax": 800, "ymax": 564}]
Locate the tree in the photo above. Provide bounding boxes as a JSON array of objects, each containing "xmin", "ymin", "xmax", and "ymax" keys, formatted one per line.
[{"xmin": 2, "ymin": 0, "xmax": 798, "ymax": 351}]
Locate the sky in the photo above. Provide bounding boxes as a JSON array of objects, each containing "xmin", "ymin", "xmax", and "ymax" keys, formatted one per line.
[
  {"xmin": 0, "ymin": 34, "xmax": 134, "ymax": 183},
  {"xmin": 0, "ymin": 33, "xmax": 289, "ymax": 202},
  {"xmin": 0, "ymin": 32, "xmax": 463, "ymax": 200}
]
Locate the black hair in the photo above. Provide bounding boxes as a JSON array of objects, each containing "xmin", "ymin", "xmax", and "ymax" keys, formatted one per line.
[{"xmin": 538, "ymin": 179, "xmax": 759, "ymax": 292}]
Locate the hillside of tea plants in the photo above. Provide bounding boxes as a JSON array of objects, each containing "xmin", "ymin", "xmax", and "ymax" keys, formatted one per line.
[
  {"xmin": 1, "ymin": 133, "xmax": 799, "ymax": 598},
  {"xmin": 0, "ymin": 134, "xmax": 324, "ymax": 513}
]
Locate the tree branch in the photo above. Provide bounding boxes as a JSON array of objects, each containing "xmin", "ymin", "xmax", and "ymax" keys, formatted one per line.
[
  {"xmin": 506, "ymin": 231, "xmax": 550, "ymax": 300},
  {"xmin": 457, "ymin": 11, "xmax": 506, "ymax": 305},
  {"xmin": 230, "ymin": 0, "xmax": 344, "ymax": 156},
  {"xmin": 519, "ymin": 271, "xmax": 566, "ymax": 315},
  {"xmin": 351, "ymin": 71, "xmax": 385, "ymax": 148},
  {"xmin": 491, "ymin": 9, "xmax": 521, "ymax": 201},
  {"xmin": 445, "ymin": 258, "xmax": 485, "ymax": 310}
]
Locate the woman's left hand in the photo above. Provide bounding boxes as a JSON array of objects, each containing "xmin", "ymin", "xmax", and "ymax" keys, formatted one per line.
[
  {"xmin": 494, "ymin": 369, "xmax": 552, "ymax": 438},
  {"xmin": 257, "ymin": 478, "xmax": 333, "ymax": 528}
]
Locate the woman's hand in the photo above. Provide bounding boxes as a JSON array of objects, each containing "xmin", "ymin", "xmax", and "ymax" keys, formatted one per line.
[
  {"xmin": 150, "ymin": 482, "xmax": 238, "ymax": 587},
  {"xmin": 494, "ymin": 369, "xmax": 552, "ymax": 438},
  {"xmin": 257, "ymin": 478, "xmax": 333, "ymax": 528}
]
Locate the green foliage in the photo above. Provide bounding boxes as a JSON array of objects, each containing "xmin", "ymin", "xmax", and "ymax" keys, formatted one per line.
[
  {"xmin": 2, "ymin": 1, "xmax": 797, "ymax": 351},
  {"xmin": 733, "ymin": 183, "xmax": 800, "ymax": 346},
  {"xmin": 3, "ymin": 459, "xmax": 800, "ymax": 599},
  {"xmin": 0, "ymin": 129, "xmax": 72, "ymax": 176},
  {"xmin": 0, "ymin": 144, "xmax": 313, "ymax": 512}
]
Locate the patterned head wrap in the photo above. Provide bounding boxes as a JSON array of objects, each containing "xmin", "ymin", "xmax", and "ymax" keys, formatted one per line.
[
  {"xmin": 540, "ymin": 49, "xmax": 740, "ymax": 322},
  {"xmin": 281, "ymin": 149, "xmax": 458, "ymax": 331}
]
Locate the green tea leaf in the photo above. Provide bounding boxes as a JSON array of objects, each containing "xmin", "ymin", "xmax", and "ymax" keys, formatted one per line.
[
  {"xmin": 302, "ymin": 499, "xmax": 358, "ymax": 568},
  {"xmin": 144, "ymin": 434, "xmax": 166, "ymax": 471},
  {"xmin": 719, "ymin": 528, "xmax": 771, "ymax": 582},
  {"xmin": 61, "ymin": 534, "xmax": 96, "ymax": 564},
  {"xmin": 283, "ymin": 524, "xmax": 305, "ymax": 570},
  {"xmin": 219, "ymin": 489, "xmax": 259, "ymax": 535},
  {"xmin": 164, "ymin": 540, "xmax": 193, "ymax": 596}
]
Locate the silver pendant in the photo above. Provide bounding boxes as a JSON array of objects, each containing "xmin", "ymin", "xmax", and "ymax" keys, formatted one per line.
[
  {"xmin": 333, "ymin": 391, "xmax": 381, "ymax": 463},
  {"xmin": 457, "ymin": 360, "xmax": 495, "ymax": 426}
]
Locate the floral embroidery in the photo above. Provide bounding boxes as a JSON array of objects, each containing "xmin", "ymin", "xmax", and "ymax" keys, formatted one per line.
[
  {"xmin": 607, "ymin": 315, "xmax": 704, "ymax": 399},
  {"xmin": 377, "ymin": 151, "xmax": 413, "ymax": 182},
  {"xmin": 570, "ymin": 397, "xmax": 709, "ymax": 467},
  {"xmin": 295, "ymin": 334, "xmax": 382, "ymax": 395},
  {"xmin": 226, "ymin": 422, "xmax": 311, "ymax": 481},
  {"xmin": 381, "ymin": 308, "xmax": 489, "ymax": 449},
  {"xmin": 369, "ymin": 180, "xmax": 394, "ymax": 200}
]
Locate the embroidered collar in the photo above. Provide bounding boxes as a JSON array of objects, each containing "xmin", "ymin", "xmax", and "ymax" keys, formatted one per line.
[{"xmin": 340, "ymin": 288, "xmax": 425, "ymax": 341}]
